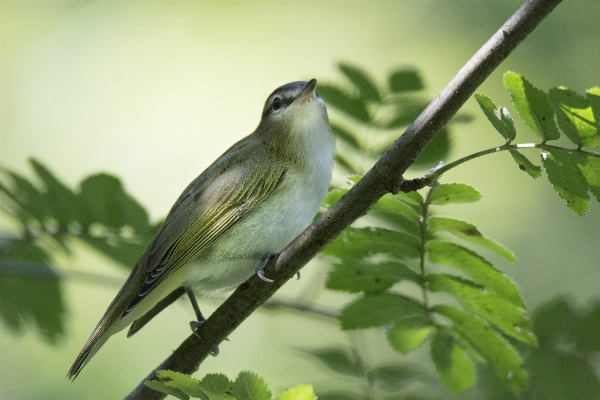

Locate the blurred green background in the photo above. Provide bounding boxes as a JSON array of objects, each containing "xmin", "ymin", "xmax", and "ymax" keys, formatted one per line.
[{"xmin": 1, "ymin": 1, "xmax": 599, "ymax": 399}]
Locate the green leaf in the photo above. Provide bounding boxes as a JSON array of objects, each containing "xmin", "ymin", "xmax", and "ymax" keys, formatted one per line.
[
  {"xmin": 508, "ymin": 149, "xmax": 542, "ymax": 179},
  {"xmin": 154, "ymin": 370, "xmax": 208, "ymax": 399},
  {"xmin": 371, "ymin": 364, "xmax": 436, "ymax": 391},
  {"xmin": 571, "ymin": 153, "xmax": 600, "ymax": 201},
  {"xmin": 541, "ymin": 149, "xmax": 590, "ymax": 216},
  {"xmin": 326, "ymin": 259, "xmax": 418, "ymax": 293},
  {"xmin": 426, "ymin": 240, "xmax": 523, "ymax": 307},
  {"xmin": 232, "ymin": 371, "xmax": 271, "ymax": 400},
  {"xmin": 300, "ymin": 347, "xmax": 361, "ymax": 377},
  {"xmin": 198, "ymin": 374, "xmax": 234, "ymax": 400},
  {"xmin": 338, "ymin": 62, "xmax": 381, "ymax": 102},
  {"xmin": 428, "ymin": 274, "xmax": 537, "ymax": 346},
  {"xmin": 411, "ymin": 128, "xmax": 452, "ymax": 168},
  {"xmin": 29, "ymin": 158, "xmax": 79, "ymax": 225},
  {"xmin": 340, "ymin": 292, "xmax": 425, "ymax": 330},
  {"xmin": 383, "ymin": 99, "xmax": 428, "ymax": 129},
  {"xmin": 528, "ymin": 349, "xmax": 600, "ymax": 400},
  {"xmin": 145, "ymin": 380, "xmax": 190, "ymax": 400},
  {"xmin": 371, "ymin": 194, "xmax": 421, "ymax": 236},
  {"xmin": 0, "ymin": 242, "xmax": 65, "ymax": 344},
  {"xmin": 78, "ymin": 173, "xmax": 150, "ymax": 233},
  {"xmin": 277, "ymin": 384, "xmax": 317, "ymax": 400},
  {"xmin": 317, "ymin": 83, "xmax": 370, "ymax": 123},
  {"xmin": 434, "ymin": 305, "xmax": 527, "ymax": 392},
  {"xmin": 395, "ymin": 190, "xmax": 424, "ymax": 206},
  {"xmin": 503, "ymin": 72, "xmax": 560, "ymax": 141},
  {"xmin": 548, "ymin": 87, "xmax": 598, "ymax": 148},
  {"xmin": 331, "ymin": 122, "xmax": 361, "ymax": 150},
  {"xmin": 430, "ymin": 332, "xmax": 476, "ymax": 394},
  {"xmin": 586, "ymin": 87, "xmax": 600, "ymax": 120},
  {"xmin": 321, "ymin": 188, "xmax": 346, "ymax": 210},
  {"xmin": 387, "ymin": 316, "xmax": 435, "ymax": 354},
  {"xmin": 474, "ymin": 93, "xmax": 516, "ymax": 142},
  {"xmin": 388, "ymin": 68, "xmax": 424, "ymax": 93},
  {"xmin": 322, "ymin": 227, "xmax": 420, "ymax": 260},
  {"xmin": 427, "ymin": 216, "xmax": 516, "ymax": 262},
  {"xmin": 429, "ymin": 183, "xmax": 481, "ymax": 205}
]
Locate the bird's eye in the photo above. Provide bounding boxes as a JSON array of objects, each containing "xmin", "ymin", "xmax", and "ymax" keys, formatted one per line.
[{"xmin": 272, "ymin": 97, "xmax": 283, "ymax": 111}]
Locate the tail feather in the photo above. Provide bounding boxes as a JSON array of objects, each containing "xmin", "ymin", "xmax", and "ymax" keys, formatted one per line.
[{"xmin": 67, "ymin": 333, "xmax": 110, "ymax": 380}]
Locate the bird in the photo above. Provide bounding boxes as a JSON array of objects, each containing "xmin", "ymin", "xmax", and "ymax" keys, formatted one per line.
[{"xmin": 68, "ymin": 79, "xmax": 335, "ymax": 380}]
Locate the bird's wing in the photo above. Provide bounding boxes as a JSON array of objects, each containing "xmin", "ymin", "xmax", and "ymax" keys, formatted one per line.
[
  {"xmin": 68, "ymin": 145, "xmax": 288, "ymax": 380},
  {"xmin": 123, "ymin": 159, "xmax": 289, "ymax": 316}
]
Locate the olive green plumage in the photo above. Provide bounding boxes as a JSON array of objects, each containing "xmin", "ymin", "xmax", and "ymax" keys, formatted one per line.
[{"xmin": 68, "ymin": 79, "xmax": 335, "ymax": 379}]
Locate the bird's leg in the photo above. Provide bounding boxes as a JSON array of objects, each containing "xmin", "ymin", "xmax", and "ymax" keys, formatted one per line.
[
  {"xmin": 255, "ymin": 252, "xmax": 300, "ymax": 282},
  {"xmin": 256, "ymin": 253, "xmax": 277, "ymax": 282},
  {"xmin": 186, "ymin": 288, "xmax": 220, "ymax": 356}
]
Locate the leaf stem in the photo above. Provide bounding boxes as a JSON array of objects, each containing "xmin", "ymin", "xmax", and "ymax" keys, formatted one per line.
[
  {"xmin": 424, "ymin": 142, "xmax": 600, "ymax": 184},
  {"xmin": 418, "ymin": 184, "xmax": 437, "ymax": 324}
]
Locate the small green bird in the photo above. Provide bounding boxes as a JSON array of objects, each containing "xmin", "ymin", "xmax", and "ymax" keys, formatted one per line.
[{"xmin": 68, "ymin": 79, "xmax": 335, "ymax": 379}]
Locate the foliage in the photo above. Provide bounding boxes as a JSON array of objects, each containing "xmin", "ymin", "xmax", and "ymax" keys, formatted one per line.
[
  {"xmin": 319, "ymin": 62, "xmax": 471, "ymax": 176},
  {"xmin": 0, "ymin": 159, "xmax": 160, "ymax": 341},
  {"xmin": 145, "ymin": 370, "xmax": 317, "ymax": 400},
  {"xmin": 0, "ymin": 65, "xmax": 599, "ymax": 398}
]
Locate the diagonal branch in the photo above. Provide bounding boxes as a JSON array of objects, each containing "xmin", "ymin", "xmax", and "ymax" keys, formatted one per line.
[{"xmin": 126, "ymin": 0, "xmax": 563, "ymax": 398}]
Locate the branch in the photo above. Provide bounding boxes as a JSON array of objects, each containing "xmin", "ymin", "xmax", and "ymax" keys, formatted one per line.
[{"xmin": 126, "ymin": 1, "xmax": 563, "ymax": 398}]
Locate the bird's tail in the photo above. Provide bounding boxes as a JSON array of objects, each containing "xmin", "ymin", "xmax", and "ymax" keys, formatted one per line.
[{"xmin": 67, "ymin": 326, "xmax": 111, "ymax": 380}]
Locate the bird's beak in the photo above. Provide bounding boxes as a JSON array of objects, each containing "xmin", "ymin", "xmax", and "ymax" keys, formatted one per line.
[{"xmin": 297, "ymin": 79, "xmax": 317, "ymax": 103}]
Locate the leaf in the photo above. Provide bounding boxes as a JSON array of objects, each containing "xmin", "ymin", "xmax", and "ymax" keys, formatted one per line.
[
  {"xmin": 232, "ymin": 371, "xmax": 272, "ymax": 400},
  {"xmin": 154, "ymin": 370, "xmax": 208, "ymax": 399},
  {"xmin": 528, "ymin": 349, "xmax": 600, "ymax": 400},
  {"xmin": 427, "ymin": 274, "xmax": 537, "ymax": 346},
  {"xmin": 586, "ymin": 87, "xmax": 600, "ymax": 120},
  {"xmin": 340, "ymin": 292, "xmax": 426, "ymax": 330},
  {"xmin": 541, "ymin": 149, "xmax": 590, "ymax": 216},
  {"xmin": 429, "ymin": 183, "xmax": 481, "ymax": 205},
  {"xmin": 474, "ymin": 93, "xmax": 516, "ymax": 142},
  {"xmin": 371, "ymin": 364, "xmax": 436, "ymax": 391},
  {"xmin": 411, "ymin": 128, "xmax": 452, "ymax": 168},
  {"xmin": 78, "ymin": 173, "xmax": 151, "ymax": 233},
  {"xmin": 300, "ymin": 347, "xmax": 361, "ymax": 377},
  {"xmin": 503, "ymin": 71, "xmax": 560, "ymax": 141},
  {"xmin": 427, "ymin": 216, "xmax": 516, "ymax": 262},
  {"xmin": 430, "ymin": 332, "xmax": 476, "ymax": 394},
  {"xmin": 326, "ymin": 259, "xmax": 418, "ymax": 293},
  {"xmin": 387, "ymin": 316, "xmax": 435, "ymax": 354},
  {"xmin": 426, "ymin": 241, "xmax": 523, "ymax": 307},
  {"xmin": 321, "ymin": 188, "xmax": 346, "ymax": 210},
  {"xmin": 383, "ymin": 99, "xmax": 428, "ymax": 129},
  {"xmin": 388, "ymin": 68, "xmax": 424, "ymax": 93},
  {"xmin": 145, "ymin": 380, "xmax": 190, "ymax": 400},
  {"xmin": 395, "ymin": 190, "xmax": 424, "ymax": 206},
  {"xmin": 198, "ymin": 374, "xmax": 234, "ymax": 400},
  {"xmin": 322, "ymin": 227, "xmax": 420, "ymax": 260},
  {"xmin": 576, "ymin": 155, "xmax": 600, "ymax": 201},
  {"xmin": 29, "ymin": 158, "xmax": 79, "ymax": 225},
  {"xmin": 0, "ymin": 242, "xmax": 65, "ymax": 344},
  {"xmin": 370, "ymin": 194, "xmax": 421, "ymax": 236},
  {"xmin": 548, "ymin": 87, "xmax": 598, "ymax": 148},
  {"xmin": 434, "ymin": 305, "xmax": 527, "ymax": 392},
  {"xmin": 331, "ymin": 122, "xmax": 361, "ymax": 150},
  {"xmin": 317, "ymin": 83, "xmax": 370, "ymax": 123},
  {"xmin": 338, "ymin": 62, "xmax": 381, "ymax": 102},
  {"xmin": 508, "ymin": 149, "xmax": 542, "ymax": 179},
  {"xmin": 277, "ymin": 384, "xmax": 317, "ymax": 400}
]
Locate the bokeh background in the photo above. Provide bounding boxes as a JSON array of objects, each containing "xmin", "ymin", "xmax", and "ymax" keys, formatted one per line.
[{"xmin": 1, "ymin": 1, "xmax": 599, "ymax": 399}]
